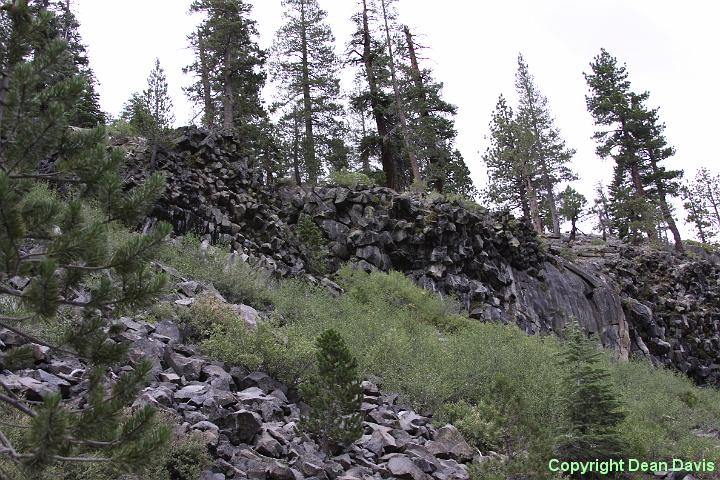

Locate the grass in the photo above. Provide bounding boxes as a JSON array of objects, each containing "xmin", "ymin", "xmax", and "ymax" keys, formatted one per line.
[{"xmin": 155, "ymin": 237, "xmax": 720, "ymax": 479}]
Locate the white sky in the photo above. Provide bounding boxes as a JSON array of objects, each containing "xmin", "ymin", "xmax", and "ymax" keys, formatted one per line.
[{"xmin": 73, "ymin": 0, "xmax": 720, "ymax": 239}]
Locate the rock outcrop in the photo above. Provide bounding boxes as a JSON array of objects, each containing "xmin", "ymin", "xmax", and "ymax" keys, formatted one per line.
[{"xmin": 118, "ymin": 128, "xmax": 720, "ymax": 386}]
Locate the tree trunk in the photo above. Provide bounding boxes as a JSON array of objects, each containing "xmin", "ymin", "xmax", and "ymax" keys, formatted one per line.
[
  {"xmin": 198, "ymin": 31, "xmax": 214, "ymax": 129},
  {"xmin": 516, "ymin": 177, "xmax": 531, "ymax": 221},
  {"xmin": 648, "ymin": 155, "xmax": 683, "ymax": 253},
  {"xmin": 380, "ymin": 0, "xmax": 420, "ymax": 185},
  {"xmin": 292, "ymin": 106, "xmax": 302, "ymax": 185},
  {"xmin": 570, "ymin": 218, "xmax": 577, "ymax": 241},
  {"xmin": 222, "ymin": 67, "xmax": 233, "ymax": 130},
  {"xmin": 299, "ymin": 0, "xmax": 318, "ymax": 183},
  {"xmin": 361, "ymin": 0, "xmax": 397, "ymax": 191},
  {"xmin": 403, "ymin": 25, "xmax": 442, "ymax": 193},
  {"xmin": 358, "ymin": 110, "xmax": 370, "ymax": 173},
  {"xmin": 705, "ymin": 181, "xmax": 720, "ymax": 229},
  {"xmin": 526, "ymin": 177, "xmax": 542, "ymax": 233}
]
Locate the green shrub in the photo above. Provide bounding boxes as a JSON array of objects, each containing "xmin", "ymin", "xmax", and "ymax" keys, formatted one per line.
[
  {"xmin": 178, "ymin": 294, "xmax": 242, "ymax": 342},
  {"xmin": 158, "ymin": 235, "xmax": 273, "ymax": 307},
  {"xmin": 327, "ymin": 170, "xmax": 374, "ymax": 188},
  {"xmin": 590, "ymin": 238, "xmax": 607, "ymax": 246},
  {"xmin": 296, "ymin": 214, "xmax": 327, "ymax": 274},
  {"xmin": 180, "ymin": 254, "xmax": 720, "ymax": 473}
]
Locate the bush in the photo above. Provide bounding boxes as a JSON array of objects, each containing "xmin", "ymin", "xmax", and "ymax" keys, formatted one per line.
[
  {"xmin": 186, "ymin": 257, "xmax": 720, "ymax": 475},
  {"xmin": 296, "ymin": 214, "xmax": 327, "ymax": 275},
  {"xmin": 158, "ymin": 235, "xmax": 273, "ymax": 308},
  {"xmin": 327, "ymin": 170, "xmax": 374, "ymax": 188}
]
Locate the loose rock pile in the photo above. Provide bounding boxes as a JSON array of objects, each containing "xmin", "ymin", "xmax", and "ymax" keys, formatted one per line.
[{"xmin": 0, "ymin": 283, "xmax": 478, "ymax": 480}]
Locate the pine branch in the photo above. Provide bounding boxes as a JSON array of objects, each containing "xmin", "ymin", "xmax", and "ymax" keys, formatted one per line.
[
  {"xmin": 0, "ymin": 321, "xmax": 76, "ymax": 356},
  {"xmin": 0, "ymin": 393, "xmax": 36, "ymax": 418}
]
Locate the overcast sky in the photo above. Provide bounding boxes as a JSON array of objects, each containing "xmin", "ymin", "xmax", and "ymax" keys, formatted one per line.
[{"xmin": 73, "ymin": 0, "xmax": 720, "ymax": 239}]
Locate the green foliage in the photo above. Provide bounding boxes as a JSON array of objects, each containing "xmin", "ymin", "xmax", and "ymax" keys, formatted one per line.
[
  {"xmin": 270, "ymin": 0, "xmax": 345, "ymax": 184},
  {"xmin": 0, "ymin": 2, "xmax": 170, "ymax": 472},
  {"xmin": 296, "ymin": 214, "xmax": 327, "ymax": 274},
  {"xmin": 555, "ymin": 322, "xmax": 627, "ymax": 467},
  {"xmin": 0, "ymin": 407, "xmax": 209, "ymax": 480},
  {"xmin": 174, "ymin": 244, "xmax": 720, "ymax": 474},
  {"xmin": 158, "ymin": 235, "xmax": 273, "ymax": 307},
  {"xmin": 327, "ymin": 169, "xmax": 374, "ymax": 188},
  {"xmin": 300, "ymin": 329, "xmax": 363, "ymax": 452}
]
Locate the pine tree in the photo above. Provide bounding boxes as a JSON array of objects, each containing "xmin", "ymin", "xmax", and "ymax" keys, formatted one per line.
[
  {"xmin": 400, "ymin": 25, "xmax": 477, "ymax": 197},
  {"xmin": 300, "ymin": 329, "xmax": 363, "ymax": 453},
  {"xmin": 0, "ymin": 1, "xmax": 170, "ymax": 471},
  {"xmin": 682, "ymin": 168, "xmax": 720, "ymax": 243},
  {"xmin": 693, "ymin": 168, "xmax": 720, "ymax": 232},
  {"xmin": 591, "ymin": 183, "xmax": 613, "ymax": 240},
  {"xmin": 515, "ymin": 54, "xmax": 576, "ymax": 236},
  {"xmin": 585, "ymin": 49, "xmax": 658, "ymax": 243},
  {"xmin": 185, "ymin": 0, "xmax": 266, "ymax": 137},
  {"xmin": 121, "ymin": 59, "xmax": 175, "ymax": 169},
  {"xmin": 36, "ymin": 0, "xmax": 105, "ymax": 127},
  {"xmin": 482, "ymin": 95, "xmax": 539, "ymax": 226},
  {"xmin": 558, "ymin": 186, "xmax": 587, "ymax": 241},
  {"xmin": 143, "ymin": 58, "xmax": 174, "ymax": 169},
  {"xmin": 348, "ymin": 0, "xmax": 400, "ymax": 190},
  {"xmin": 555, "ymin": 321, "xmax": 626, "ymax": 473},
  {"xmin": 270, "ymin": 0, "xmax": 345, "ymax": 184}
]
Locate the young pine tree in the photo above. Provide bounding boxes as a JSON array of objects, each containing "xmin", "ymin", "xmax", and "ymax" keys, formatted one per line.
[
  {"xmin": 555, "ymin": 321, "xmax": 627, "ymax": 473},
  {"xmin": 121, "ymin": 59, "xmax": 175, "ymax": 169},
  {"xmin": 300, "ymin": 329, "xmax": 363, "ymax": 453},
  {"xmin": 558, "ymin": 186, "xmax": 587, "ymax": 241},
  {"xmin": 0, "ymin": 1, "xmax": 170, "ymax": 472}
]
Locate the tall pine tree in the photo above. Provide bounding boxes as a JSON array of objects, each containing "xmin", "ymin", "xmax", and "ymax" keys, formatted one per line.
[
  {"xmin": 270, "ymin": 0, "xmax": 344, "ymax": 184},
  {"xmin": 483, "ymin": 95, "xmax": 541, "ymax": 229},
  {"xmin": 585, "ymin": 49, "xmax": 659, "ymax": 243},
  {"xmin": 515, "ymin": 54, "xmax": 576, "ymax": 236},
  {"xmin": 185, "ymin": 0, "xmax": 268, "ymax": 144}
]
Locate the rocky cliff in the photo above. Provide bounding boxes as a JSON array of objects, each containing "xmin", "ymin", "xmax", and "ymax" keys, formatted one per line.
[{"xmin": 119, "ymin": 127, "xmax": 720, "ymax": 386}]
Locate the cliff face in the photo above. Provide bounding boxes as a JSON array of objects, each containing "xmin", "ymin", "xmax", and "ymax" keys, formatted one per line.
[{"xmin": 120, "ymin": 127, "xmax": 720, "ymax": 386}]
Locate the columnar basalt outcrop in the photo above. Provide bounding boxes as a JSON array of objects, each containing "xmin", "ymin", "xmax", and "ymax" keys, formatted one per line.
[{"xmin": 119, "ymin": 128, "xmax": 720, "ymax": 386}]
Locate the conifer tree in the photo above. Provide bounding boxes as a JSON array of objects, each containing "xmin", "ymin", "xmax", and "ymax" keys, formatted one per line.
[
  {"xmin": 555, "ymin": 321, "xmax": 626, "ymax": 472},
  {"xmin": 143, "ymin": 58, "xmax": 174, "ymax": 169},
  {"xmin": 0, "ymin": 1, "xmax": 170, "ymax": 471},
  {"xmin": 185, "ymin": 0, "xmax": 267, "ymax": 139},
  {"xmin": 348, "ymin": 0, "xmax": 399, "ymax": 190},
  {"xmin": 693, "ymin": 167, "xmax": 720, "ymax": 231},
  {"xmin": 585, "ymin": 49, "xmax": 658, "ymax": 243},
  {"xmin": 270, "ymin": 0, "xmax": 344, "ymax": 184},
  {"xmin": 483, "ymin": 95, "xmax": 540, "ymax": 228},
  {"xmin": 558, "ymin": 186, "xmax": 587, "ymax": 241},
  {"xmin": 121, "ymin": 59, "xmax": 175, "ymax": 169},
  {"xmin": 515, "ymin": 54, "xmax": 576, "ymax": 236},
  {"xmin": 300, "ymin": 329, "xmax": 362, "ymax": 453},
  {"xmin": 592, "ymin": 183, "xmax": 613, "ymax": 241},
  {"xmin": 400, "ymin": 25, "xmax": 477, "ymax": 197},
  {"xmin": 682, "ymin": 168, "xmax": 720, "ymax": 243}
]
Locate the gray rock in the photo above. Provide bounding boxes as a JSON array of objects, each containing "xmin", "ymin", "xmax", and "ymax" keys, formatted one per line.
[
  {"xmin": 165, "ymin": 349, "xmax": 205, "ymax": 381},
  {"xmin": 218, "ymin": 409, "xmax": 262, "ymax": 445},
  {"xmin": 425, "ymin": 425, "xmax": 474, "ymax": 462},
  {"xmin": 387, "ymin": 455, "xmax": 428, "ymax": 480}
]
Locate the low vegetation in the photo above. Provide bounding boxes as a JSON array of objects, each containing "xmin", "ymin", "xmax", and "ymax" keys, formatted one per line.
[{"xmin": 158, "ymin": 238, "xmax": 720, "ymax": 479}]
